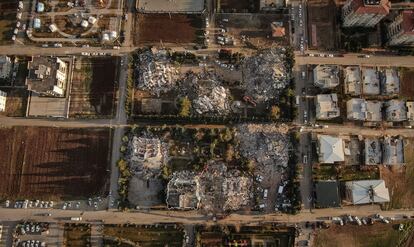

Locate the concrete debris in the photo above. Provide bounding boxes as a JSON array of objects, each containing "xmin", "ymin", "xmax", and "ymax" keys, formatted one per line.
[
  {"xmin": 193, "ymin": 86, "xmax": 231, "ymax": 114},
  {"xmin": 236, "ymin": 124, "xmax": 290, "ymax": 171},
  {"xmin": 128, "ymin": 134, "xmax": 167, "ymax": 178},
  {"xmin": 166, "ymin": 171, "xmax": 198, "ymax": 210},
  {"xmin": 242, "ymin": 47, "xmax": 289, "ymax": 102},
  {"xmin": 136, "ymin": 49, "xmax": 180, "ymax": 96},
  {"xmin": 166, "ymin": 161, "xmax": 253, "ymax": 212}
]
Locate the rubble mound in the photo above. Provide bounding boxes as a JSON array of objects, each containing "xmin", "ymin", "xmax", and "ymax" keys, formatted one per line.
[
  {"xmin": 128, "ymin": 133, "xmax": 167, "ymax": 178},
  {"xmin": 136, "ymin": 49, "xmax": 179, "ymax": 96},
  {"xmin": 236, "ymin": 124, "xmax": 290, "ymax": 169},
  {"xmin": 242, "ymin": 48, "xmax": 289, "ymax": 102},
  {"xmin": 193, "ymin": 86, "xmax": 231, "ymax": 114}
]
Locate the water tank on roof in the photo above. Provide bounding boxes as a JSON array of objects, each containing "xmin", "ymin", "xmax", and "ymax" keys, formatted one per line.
[
  {"xmin": 102, "ymin": 33, "xmax": 109, "ymax": 41},
  {"xmin": 109, "ymin": 31, "xmax": 117, "ymax": 39}
]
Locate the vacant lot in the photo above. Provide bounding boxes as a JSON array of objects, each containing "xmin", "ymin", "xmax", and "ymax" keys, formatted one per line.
[
  {"xmin": 307, "ymin": 0, "xmax": 338, "ymax": 50},
  {"xmin": 103, "ymin": 224, "xmax": 184, "ymax": 247},
  {"xmin": 63, "ymin": 223, "xmax": 91, "ymax": 247},
  {"xmin": 69, "ymin": 57, "xmax": 117, "ymax": 117},
  {"xmin": 0, "ymin": 127, "xmax": 112, "ymax": 200},
  {"xmin": 0, "ymin": 1, "xmax": 17, "ymax": 44},
  {"xmin": 380, "ymin": 138, "xmax": 414, "ymax": 209},
  {"xmin": 134, "ymin": 14, "xmax": 202, "ymax": 45},
  {"xmin": 314, "ymin": 223, "xmax": 410, "ymax": 247},
  {"xmin": 400, "ymin": 68, "xmax": 414, "ymax": 99},
  {"xmin": 0, "ymin": 88, "xmax": 28, "ymax": 117}
]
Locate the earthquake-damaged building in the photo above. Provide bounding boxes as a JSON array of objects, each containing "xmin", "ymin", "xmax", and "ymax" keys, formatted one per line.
[{"xmin": 166, "ymin": 171, "xmax": 199, "ymax": 210}]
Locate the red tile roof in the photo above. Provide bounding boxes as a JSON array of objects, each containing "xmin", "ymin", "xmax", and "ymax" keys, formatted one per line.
[
  {"xmin": 401, "ymin": 10, "xmax": 414, "ymax": 34},
  {"xmin": 351, "ymin": 0, "xmax": 390, "ymax": 15}
]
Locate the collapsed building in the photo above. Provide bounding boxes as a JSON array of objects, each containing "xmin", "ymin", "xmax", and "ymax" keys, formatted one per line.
[
  {"xmin": 128, "ymin": 135, "xmax": 166, "ymax": 178},
  {"xmin": 135, "ymin": 49, "xmax": 180, "ymax": 96},
  {"xmin": 166, "ymin": 161, "xmax": 253, "ymax": 212},
  {"xmin": 241, "ymin": 48, "xmax": 290, "ymax": 102},
  {"xmin": 166, "ymin": 171, "xmax": 198, "ymax": 210}
]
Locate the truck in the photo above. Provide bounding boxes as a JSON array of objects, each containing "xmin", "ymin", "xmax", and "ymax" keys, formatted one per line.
[{"xmin": 70, "ymin": 217, "xmax": 82, "ymax": 221}]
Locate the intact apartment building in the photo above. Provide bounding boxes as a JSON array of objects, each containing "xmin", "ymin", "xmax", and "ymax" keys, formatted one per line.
[
  {"xmin": 342, "ymin": 0, "xmax": 390, "ymax": 27},
  {"xmin": 25, "ymin": 56, "xmax": 70, "ymax": 97},
  {"xmin": 387, "ymin": 10, "xmax": 414, "ymax": 46}
]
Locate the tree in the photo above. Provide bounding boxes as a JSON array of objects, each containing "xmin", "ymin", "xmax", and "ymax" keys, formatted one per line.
[
  {"xmin": 179, "ymin": 97, "xmax": 191, "ymax": 117},
  {"xmin": 269, "ymin": 105, "xmax": 281, "ymax": 121}
]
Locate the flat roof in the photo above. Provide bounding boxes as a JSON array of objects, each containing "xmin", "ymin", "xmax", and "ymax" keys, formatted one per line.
[
  {"xmin": 362, "ymin": 67, "xmax": 380, "ymax": 95},
  {"xmin": 315, "ymin": 180, "xmax": 341, "ymax": 208},
  {"xmin": 365, "ymin": 138, "xmax": 382, "ymax": 165},
  {"xmin": 137, "ymin": 0, "xmax": 205, "ymax": 13}
]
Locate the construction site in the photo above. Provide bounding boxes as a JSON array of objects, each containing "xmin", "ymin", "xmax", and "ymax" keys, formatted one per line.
[{"xmin": 132, "ymin": 47, "xmax": 292, "ymax": 121}]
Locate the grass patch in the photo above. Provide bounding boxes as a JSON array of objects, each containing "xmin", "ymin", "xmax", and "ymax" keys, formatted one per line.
[{"xmin": 314, "ymin": 224, "xmax": 403, "ymax": 247}]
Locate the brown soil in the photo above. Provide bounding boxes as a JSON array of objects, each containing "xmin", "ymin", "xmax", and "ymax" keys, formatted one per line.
[
  {"xmin": 0, "ymin": 127, "xmax": 112, "ymax": 200},
  {"xmin": 134, "ymin": 14, "xmax": 202, "ymax": 45}
]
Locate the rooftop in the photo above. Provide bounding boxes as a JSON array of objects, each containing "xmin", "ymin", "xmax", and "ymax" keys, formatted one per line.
[
  {"xmin": 316, "ymin": 94, "xmax": 340, "ymax": 120},
  {"xmin": 344, "ymin": 66, "xmax": 362, "ymax": 95},
  {"xmin": 362, "ymin": 67, "xmax": 380, "ymax": 95},
  {"xmin": 385, "ymin": 99, "xmax": 407, "ymax": 122},
  {"xmin": 383, "ymin": 136, "xmax": 404, "ymax": 165},
  {"xmin": 26, "ymin": 57, "xmax": 69, "ymax": 97},
  {"xmin": 407, "ymin": 101, "xmax": 414, "ymax": 121},
  {"xmin": 352, "ymin": 0, "xmax": 390, "ymax": 15},
  {"xmin": 346, "ymin": 179, "xmax": 390, "ymax": 205},
  {"xmin": 318, "ymin": 135, "xmax": 345, "ymax": 164},
  {"xmin": 315, "ymin": 180, "xmax": 341, "ymax": 208},
  {"xmin": 381, "ymin": 68, "xmax": 400, "ymax": 95},
  {"xmin": 346, "ymin": 99, "xmax": 384, "ymax": 122},
  {"xmin": 313, "ymin": 65, "xmax": 340, "ymax": 89},
  {"xmin": 364, "ymin": 138, "xmax": 382, "ymax": 165}
]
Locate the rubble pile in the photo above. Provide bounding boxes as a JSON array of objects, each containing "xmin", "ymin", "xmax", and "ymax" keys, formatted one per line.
[
  {"xmin": 179, "ymin": 71, "xmax": 232, "ymax": 115},
  {"xmin": 136, "ymin": 49, "xmax": 180, "ymax": 96},
  {"xmin": 242, "ymin": 48, "xmax": 289, "ymax": 102},
  {"xmin": 197, "ymin": 161, "xmax": 252, "ymax": 212},
  {"xmin": 193, "ymin": 86, "xmax": 231, "ymax": 114},
  {"xmin": 166, "ymin": 171, "xmax": 199, "ymax": 210},
  {"xmin": 128, "ymin": 134, "xmax": 167, "ymax": 178},
  {"xmin": 236, "ymin": 124, "xmax": 290, "ymax": 170}
]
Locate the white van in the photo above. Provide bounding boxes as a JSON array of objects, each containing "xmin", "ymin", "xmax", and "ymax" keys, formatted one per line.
[{"xmin": 263, "ymin": 189, "xmax": 268, "ymax": 199}]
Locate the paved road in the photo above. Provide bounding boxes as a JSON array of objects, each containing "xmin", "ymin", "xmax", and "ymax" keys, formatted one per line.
[
  {"xmin": 0, "ymin": 45, "xmax": 135, "ymax": 56},
  {"xmin": 296, "ymin": 53, "xmax": 414, "ymax": 67},
  {"xmin": 108, "ymin": 55, "xmax": 129, "ymax": 208},
  {"xmin": 0, "ymin": 205, "xmax": 413, "ymax": 226}
]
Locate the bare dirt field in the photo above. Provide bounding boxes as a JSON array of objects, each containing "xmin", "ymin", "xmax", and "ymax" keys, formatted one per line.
[
  {"xmin": 313, "ymin": 223, "xmax": 405, "ymax": 247},
  {"xmin": 400, "ymin": 68, "xmax": 414, "ymax": 99},
  {"xmin": 63, "ymin": 223, "xmax": 91, "ymax": 247},
  {"xmin": 380, "ymin": 138, "xmax": 414, "ymax": 209},
  {"xmin": 0, "ymin": 127, "xmax": 112, "ymax": 200},
  {"xmin": 134, "ymin": 14, "xmax": 202, "ymax": 45},
  {"xmin": 307, "ymin": 0, "xmax": 338, "ymax": 50},
  {"xmin": 69, "ymin": 57, "xmax": 118, "ymax": 117}
]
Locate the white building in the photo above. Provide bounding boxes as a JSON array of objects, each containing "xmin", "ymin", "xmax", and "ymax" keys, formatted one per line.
[
  {"xmin": 346, "ymin": 98, "xmax": 382, "ymax": 121},
  {"xmin": 313, "ymin": 65, "xmax": 340, "ymax": 89},
  {"xmin": 384, "ymin": 99, "xmax": 407, "ymax": 122},
  {"xmin": 344, "ymin": 66, "xmax": 362, "ymax": 95},
  {"xmin": 0, "ymin": 90, "xmax": 6, "ymax": 112},
  {"xmin": 0, "ymin": 56, "xmax": 12, "ymax": 79},
  {"xmin": 315, "ymin": 94, "xmax": 340, "ymax": 120},
  {"xmin": 362, "ymin": 67, "xmax": 380, "ymax": 95},
  {"xmin": 345, "ymin": 180, "xmax": 390, "ymax": 205},
  {"xmin": 318, "ymin": 135, "xmax": 345, "ymax": 164},
  {"xmin": 381, "ymin": 68, "xmax": 400, "ymax": 95},
  {"xmin": 383, "ymin": 136, "xmax": 404, "ymax": 165}
]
